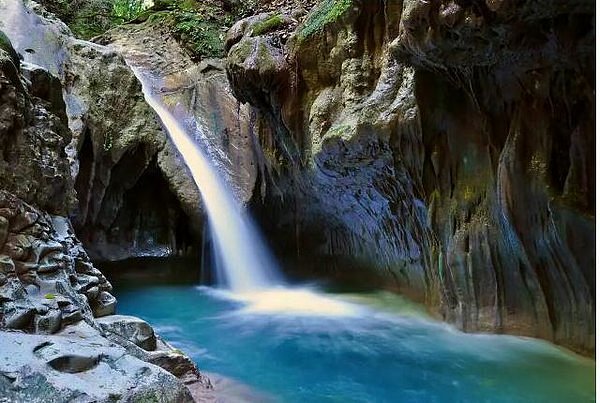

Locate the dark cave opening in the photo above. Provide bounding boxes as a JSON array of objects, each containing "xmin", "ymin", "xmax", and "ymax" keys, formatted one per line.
[{"xmin": 74, "ymin": 143, "xmax": 200, "ymax": 264}]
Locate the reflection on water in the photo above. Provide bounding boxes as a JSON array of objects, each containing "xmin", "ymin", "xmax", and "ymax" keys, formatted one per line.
[{"xmin": 115, "ymin": 284, "xmax": 595, "ymax": 403}]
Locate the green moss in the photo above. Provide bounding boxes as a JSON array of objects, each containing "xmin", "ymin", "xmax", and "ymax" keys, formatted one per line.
[
  {"xmin": 257, "ymin": 42, "xmax": 276, "ymax": 70},
  {"xmin": 297, "ymin": 0, "xmax": 353, "ymax": 41},
  {"xmin": 44, "ymin": 293, "xmax": 56, "ymax": 300},
  {"xmin": 251, "ymin": 13, "xmax": 285, "ymax": 36},
  {"xmin": 230, "ymin": 38, "xmax": 253, "ymax": 62},
  {"xmin": 173, "ymin": 15, "xmax": 225, "ymax": 58}
]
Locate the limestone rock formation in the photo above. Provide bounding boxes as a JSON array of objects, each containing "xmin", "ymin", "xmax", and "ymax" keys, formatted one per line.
[
  {"xmin": 0, "ymin": 323, "xmax": 195, "ymax": 402},
  {"xmin": 0, "ymin": 0, "xmax": 201, "ymax": 261},
  {"xmin": 0, "ymin": 29, "xmax": 211, "ymax": 401},
  {"xmin": 225, "ymin": 0, "xmax": 595, "ymax": 355},
  {"xmin": 99, "ymin": 19, "xmax": 259, "ymax": 205}
]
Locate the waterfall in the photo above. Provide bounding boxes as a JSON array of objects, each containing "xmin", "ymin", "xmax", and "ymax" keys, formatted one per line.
[
  {"xmin": 130, "ymin": 68, "xmax": 282, "ymax": 292},
  {"xmin": 131, "ymin": 67, "xmax": 357, "ymax": 317}
]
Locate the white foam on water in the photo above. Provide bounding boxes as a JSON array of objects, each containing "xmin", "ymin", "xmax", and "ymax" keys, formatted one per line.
[
  {"xmin": 197, "ymin": 285, "xmax": 361, "ymax": 317},
  {"xmin": 235, "ymin": 288, "xmax": 361, "ymax": 317}
]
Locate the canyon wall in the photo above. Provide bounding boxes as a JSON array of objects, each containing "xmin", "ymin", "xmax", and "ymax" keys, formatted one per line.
[
  {"xmin": 0, "ymin": 2, "xmax": 214, "ymax": 399},
  {"xmin": 225, "ymin": 0, "xmax": 595, "ymax": 355},
  {"xmin": 0, "ymin": 0, "xmax": 202, "ymax": 261}
]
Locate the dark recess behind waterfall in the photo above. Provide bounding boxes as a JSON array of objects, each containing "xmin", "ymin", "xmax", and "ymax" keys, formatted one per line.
[{"xmin": 73, "ymin": 137, "xmax": 201, "ymax": 263}]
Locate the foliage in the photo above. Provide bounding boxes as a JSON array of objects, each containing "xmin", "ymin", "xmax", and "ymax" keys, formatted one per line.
[
  {"xmin": 40, "ymin": 0, "xmax": 114, "ymax": 39},
  {"xmin": 298, "ymin": 0, "xmax": 352, "ymax": 41},
  {"xmin": 112, "ymin": 0, "xmax": 147, "ymax": 23},
  {"xmin": 39, "ymin": 0, "xmax": 258, "ymax": 58},
  {"xmin": 136, "ymin": 0, "xmax": 259, "ymax": 59},
  {"xmin": 44, "ymin": 293, "xmax": 56, "ymax": 299},
  {"xmin": 172, "ymin": 12, "xmax": 225, "ymax": 58}
]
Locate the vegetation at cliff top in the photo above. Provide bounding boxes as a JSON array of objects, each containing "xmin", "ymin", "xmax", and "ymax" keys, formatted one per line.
[
  {"xmin": 298, "ymin": 0, "xmax": 352, "ymax": 40},
  {"xmin": 147, "ymin": 0, "xmax": 232, "ymax": 59},
  {"xmin": 39, "ymin": 0, "xmax": 258, "ymax": 58}
]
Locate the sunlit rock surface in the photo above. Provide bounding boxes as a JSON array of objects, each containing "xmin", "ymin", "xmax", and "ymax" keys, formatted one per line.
[
  {"xmin": 225, "ymin": 0, "xmax": 595, "ymax": 355},
  {"xmin": 99, "ymin": 20, "xmax": 259, "ymax": 205},
  {"xmin": 0, "ymin": 323, "xmax": 194, "ymax": 402}
]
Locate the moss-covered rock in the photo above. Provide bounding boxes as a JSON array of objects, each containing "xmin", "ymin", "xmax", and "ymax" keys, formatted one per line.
[
  {"xmin": 251, "ymin": 13, "xmax": 286, "ymax": 36},
  {"xmin": 297, "ymin": 0, "xmax": 353, "ymax": 41}
]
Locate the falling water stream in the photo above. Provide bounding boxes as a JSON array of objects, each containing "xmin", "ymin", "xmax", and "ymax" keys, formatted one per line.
[
  {"xmin": 132, "ymin": 68, "xmax": 281, "ymax": 292},
  {"xmin": 127, "ymin": 68, "xmax": 594, "ymax": 402},
  {"xmin": 131, "ymin": 67, "xmax": 359, "ymax": 315}
]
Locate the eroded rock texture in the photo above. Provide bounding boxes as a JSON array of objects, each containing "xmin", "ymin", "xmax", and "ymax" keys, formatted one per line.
[
  {"xmin": 0, "ymin": 322, "xmax": 198, "ymax": 402},
  {"xmin": 0, "ymin": 47, "xmax": 113, "ymax": 328},
  {"xmin": 226, "ymin": 0, "xmax": 595, "ymax": 355},
  {"xmin": 0, "ymin": 29, "xmax": 211, "ymax": 401},
  {"xmin": 0, "ymin": 54, "xmax": 74, "ymax": 215},
  {"xmin": 0, "ymin": 0, "xmax": 200, "ymax": 261}
]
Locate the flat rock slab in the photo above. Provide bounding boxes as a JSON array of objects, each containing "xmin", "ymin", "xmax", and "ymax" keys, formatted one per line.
[{"xmin": 0, "ymin": 323, "xmax": 192, "ymax": 402}]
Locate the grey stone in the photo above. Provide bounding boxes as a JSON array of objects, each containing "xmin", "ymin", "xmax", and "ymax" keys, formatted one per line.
[{"xmin": 97, "ymin": 314, "xmax": 157, "ymax": 351}]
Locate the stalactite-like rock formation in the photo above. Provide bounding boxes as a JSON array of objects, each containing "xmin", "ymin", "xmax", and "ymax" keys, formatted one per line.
[{"xmin": 225, "ymin": 0, "xmax": 595, "ymax": 355}]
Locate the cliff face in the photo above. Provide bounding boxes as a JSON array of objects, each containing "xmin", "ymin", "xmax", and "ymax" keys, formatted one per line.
[
  {"xmin": 225, "ymin": 0, "xmax": 595, "ymax": 354},
  {"xmin": 0, "ymin": 1, "xmax": 217, "ymax": 398},
  {"xmin": 99, "ymin": 19, "xmax": 259, "ymax": 206},
  {"xmin": 0, "ymin": 42, "xmax": 213, "ymax": 400},
  {"xmin": 0, "ymin": 0, "xmax": 203, "ymax": 261}
]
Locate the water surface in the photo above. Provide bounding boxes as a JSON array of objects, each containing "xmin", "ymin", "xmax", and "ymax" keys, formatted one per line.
[{"xmin": 115, "ymin": 284, "xmax": 594, "ymax": 402}]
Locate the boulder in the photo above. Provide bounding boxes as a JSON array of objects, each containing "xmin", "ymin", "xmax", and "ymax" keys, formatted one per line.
[{"xmin": 97, "ymin": 314, "xmax": 157, "ymax": 351}]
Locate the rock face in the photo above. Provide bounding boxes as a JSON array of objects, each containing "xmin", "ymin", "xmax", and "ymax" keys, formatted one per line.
[
  {"xmin": 99, "ymin": 20, "xmax": 259, "ymax": 205},
  {"xmin": 0, "ymin": 56, "xmax": 74, "ymax": 216},
  {"xmin": 0, "ymin": 0, "xmax": 201, "ymax": 261},
  {"xmin": 0, "ymin": 27, "xmax": 211, "ymax": 402},
  {"xmin": 0, "ymin": 46, "xmax": 112, "ymax": 328},
  {"xmin": 226, "ymin": 0, "xmax": 595, "ymax": 355}
]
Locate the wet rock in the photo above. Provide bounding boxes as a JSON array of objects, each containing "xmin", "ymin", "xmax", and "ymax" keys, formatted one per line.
[
  {"xmin": 226, "ymin": 0, "xmax": 595, "ymax": 355},
  {"xmin": 103, "ymin": 19, "xmax": 258, "ymax": 206}
]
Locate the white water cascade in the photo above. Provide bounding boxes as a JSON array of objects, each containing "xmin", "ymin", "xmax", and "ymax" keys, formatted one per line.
[
  {"xmin": 131, "ymin": 69, "xmax": 281, "ymax": 292},
  {"xmin": 132, "ymin": 67, "xmax": 358, "ymax": 316}
]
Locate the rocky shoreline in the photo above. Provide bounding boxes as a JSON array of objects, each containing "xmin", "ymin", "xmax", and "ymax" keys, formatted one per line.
[{"xmin": 0, "ymin": 1, "xmax": 214, "ymax": 399}]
